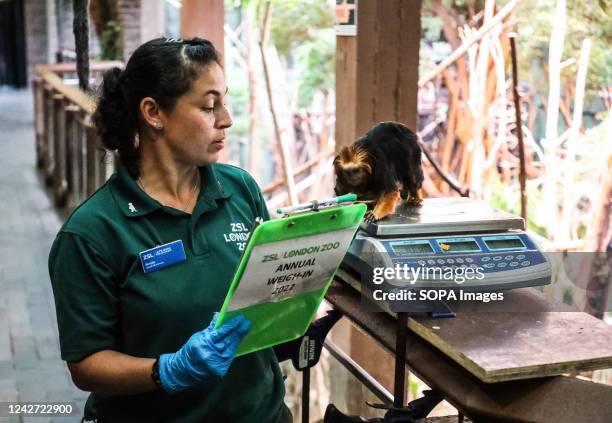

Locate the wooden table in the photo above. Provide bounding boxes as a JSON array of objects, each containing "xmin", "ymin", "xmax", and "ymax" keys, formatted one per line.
[
  {"xmin": 327, "ymin": 269, "xmax": 612, "ymax": 422},
  {"xmin": 336, "ymin": 268, "xmax": 612, "ymax": 382}
]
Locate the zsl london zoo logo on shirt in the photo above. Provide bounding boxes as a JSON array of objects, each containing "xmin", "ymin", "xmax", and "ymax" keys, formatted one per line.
[{"xmin": 222, "ymin": 222, "xmax": 250, "ymax": 251}]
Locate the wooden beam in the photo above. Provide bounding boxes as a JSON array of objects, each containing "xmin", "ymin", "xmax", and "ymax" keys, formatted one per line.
[
  {"xmin": 334, "ymin": 2, "xmax": 422, "ymax": 411},
  {"xmin": 180, "ymin": 0, "xmax": 224, "ymax": 58},
  {"xmin": 180, "ymin": 0, "xmax": 226, "ymax": 163},
  {"xmin": 39, "ymin": 71, "xmax": 95, "ymax": 114},
  {"xmin": 335, "ymin": 0, "xmax": 422, "ymax": 152}
]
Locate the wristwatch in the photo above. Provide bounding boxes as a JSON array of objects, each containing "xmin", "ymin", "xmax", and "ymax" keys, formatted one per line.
[{"xmin": 151, "ymin": 357, "xmax": 163, "ymax": 390}]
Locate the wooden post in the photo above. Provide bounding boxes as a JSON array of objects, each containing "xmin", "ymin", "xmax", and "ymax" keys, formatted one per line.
[
  {"xmin": 76, "ymin": 113, "xmax": 88, "ymax": 204},
  {"xmin": 53, "ymin": 95, "xmax": 68, "ymax": 207},
  {"xmin": 335, "ymin": 0, "xmax": 422, "ymax": 151},
  {"xmin": 33, "ymin": 78, "xmax": 45, "ymax": 168},
  {"xmin": 180, "ymin": 0, "xmax": 224, "ymax": 57},
  {"xmin": 335, "ymin": 0, "xmax": 422, "ymax": 414},
  {"xmin": 44, "ymin": 86, "xmax": 56, "ymax": 184},
  {"xmin": 180, "ymin": 0, "xmax": 226, "ymax": 163},
  {"xmin": 85, "ymin": 118, "xmax": 98, "ymax": 197},
  {"xmin": 66, "ymin": 104, "xmax": 81, "ymax": 208}
]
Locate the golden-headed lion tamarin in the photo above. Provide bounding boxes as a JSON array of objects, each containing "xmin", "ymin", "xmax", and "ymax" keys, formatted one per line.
[{"xmin": 333, "ymin": 122, "xmax": 424, "ymax": 222}]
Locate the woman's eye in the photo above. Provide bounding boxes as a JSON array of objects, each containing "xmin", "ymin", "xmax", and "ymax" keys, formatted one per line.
[{"xmin": 201, "ymin": 106, "xmax": 214, "ymax": 113}]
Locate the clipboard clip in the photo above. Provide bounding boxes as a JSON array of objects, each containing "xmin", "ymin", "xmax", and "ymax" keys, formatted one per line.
[{"xmin": 277, "ymin": 194, "xmax": 357, "ymax": 216}]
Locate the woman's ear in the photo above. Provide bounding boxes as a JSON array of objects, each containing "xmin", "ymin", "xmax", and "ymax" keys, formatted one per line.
[{"xmin": 139, "ymin": 97, "xmax": 164, "ymax": 130}]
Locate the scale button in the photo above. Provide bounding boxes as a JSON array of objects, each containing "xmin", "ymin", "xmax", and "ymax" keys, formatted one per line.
[
  {"xmin": 493, "ymin": 256, "xmax": 502, "ymax": 261},
  {"xmin": 465, "ymin": 257, "xmax": 474, "ymax": 263},
  {"xmin": 427, "ymin": 260, "xmax": 435, "ymax": 265},
  {"xmin": 509, "ymin": 262, "xmax": 519, "ymax": 267},
  {"xmin": 418, "ymin": 260, "xmax": 426, "ymax": 266},
  {"xmin": 521, "ymin": 261, "xmax": 531, "ymax": 266},
  {"xmin": 437, "ymin": 259, "xmax": 445, "ymax": 265},
  {"xmin": 481, "ymin": 257, "xmax": 490, "ymax": 262},
  {"xmin": 505, "ymin": 255, "xmax": 514, "ymax": 260},
  {"xmin": 498, "ymin": 262, "xmax": 507, "ymax": 268},
  {"xmin": 484, "ymin": 263, "xmax": 495, "ymax": 269},
  {"xmin": 447, "ymin": 258, "xmax": 455, "ymax": 264},
  {"xmin": 517, "ymin": 254, "xmax": 526, "ymax": 260},
  {"xmin": 455, "ymin": 258, "xmax": 464, "ymax": 263}
]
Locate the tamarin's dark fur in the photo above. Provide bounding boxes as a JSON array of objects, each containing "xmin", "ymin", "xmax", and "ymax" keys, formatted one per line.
[{"xmin": 333, "ymin": 122, "xmax": 424, "ymax": 221}]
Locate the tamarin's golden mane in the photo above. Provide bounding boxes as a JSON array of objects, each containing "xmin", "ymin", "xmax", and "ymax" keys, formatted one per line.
[{"xmin": 333, "ymin": 146, "xmax": 372, "ymax": 174}]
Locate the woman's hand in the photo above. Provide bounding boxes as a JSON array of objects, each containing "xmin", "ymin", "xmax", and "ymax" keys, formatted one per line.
[{"xmin": 159, "ymin": 314, "xmax": 251, "ymax": 393}]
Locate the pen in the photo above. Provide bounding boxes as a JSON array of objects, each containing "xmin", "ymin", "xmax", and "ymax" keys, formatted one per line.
[{"xmin": 277, "ymin": 194, "xmax": 357, "ymax": 215}]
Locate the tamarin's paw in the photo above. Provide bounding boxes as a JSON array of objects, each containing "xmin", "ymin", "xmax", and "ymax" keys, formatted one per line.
[
  {"xmin": 407, "ymin": 196, "xmax": 423, "ymax": 207},
  {"xmin": 364, "ymin": 209, "xmax": 393, "ymax": 223},
  {"xmin": 364, "ymin": 211, "xmax": 377, "ymax": 223}
]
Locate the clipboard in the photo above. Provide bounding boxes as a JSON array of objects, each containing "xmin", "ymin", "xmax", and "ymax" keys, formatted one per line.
[{"xmin": 216, "ymin": 203, "xmax": 367, "ymax": 356}]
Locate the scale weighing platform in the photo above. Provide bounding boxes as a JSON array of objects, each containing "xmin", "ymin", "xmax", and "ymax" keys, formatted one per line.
[{"xmin": 342, "ymin": 197, "xmax": 551, "ymax": 292}]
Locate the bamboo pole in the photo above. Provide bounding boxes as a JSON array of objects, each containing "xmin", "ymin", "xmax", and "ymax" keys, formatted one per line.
[
  {"xmin": 418, "ymin": 141, "xmax": 469, "ymax": 197},
  {"xmin": 441, "ymin": 70, "xmax": 459, "ymax": 175},
  {"xmin": 509, "ymin": 33, "xmax": 528, "ymax": 222},
  {"xmin": 418, "ymin": 0, "xmax": 522, "ymax": 88},
  {"xmin": 432, "ymin": 0, "xmax": 469, "ymax": 92},
  {"xmin": 259, "ymin": 1, "xmax": 298, "ymax": 205},
  {"xmin": 560, "ymin": 38, "xmax": 592, "ymax": 242},
  {"xmin": 484, "ymin": 36, "xmax": 508, "ymax": 170},
  {"xmin": 468, "ymin": 0, "xmax": 496, "ymax": 198},
  {"xmin": 312, "ymin": 90, "xmax": 330, "ymax": 199},
  {"xmin": 542, "ymin": 0, "xmax": 567, "ymax": 239},
  {"xmin": 244, "ymin": 7, "xmax": 260, "ymax": 181},
  {"xmin": 585, "ymin": 108, "xmax": 612, "ymax": 252}
]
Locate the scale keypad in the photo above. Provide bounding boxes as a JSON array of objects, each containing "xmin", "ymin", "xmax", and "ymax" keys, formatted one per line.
[{"xmin": 393, "ymin": 251, "xmax": 544, "ymax": 273}]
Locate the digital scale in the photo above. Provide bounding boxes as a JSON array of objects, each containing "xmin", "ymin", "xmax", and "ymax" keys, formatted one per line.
[{"xmin": 342, "ymin": 197, "xmax": 551, "ymax": 292}]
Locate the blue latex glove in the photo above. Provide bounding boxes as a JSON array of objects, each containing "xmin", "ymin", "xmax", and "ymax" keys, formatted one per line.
[{"xmin": 158, "ymin": 314, "xmax": 251, "ymax": 393}]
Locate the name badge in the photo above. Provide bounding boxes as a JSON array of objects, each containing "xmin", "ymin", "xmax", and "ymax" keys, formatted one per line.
[{"xmin": 139, "ymin": 240, "xmax": 187, "ymax": 274}]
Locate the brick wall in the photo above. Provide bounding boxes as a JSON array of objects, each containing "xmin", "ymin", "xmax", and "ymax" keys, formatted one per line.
[
  {"xmin": 23, "ymin": 0, "xmax": 49, "ymax": 79},
  {"xmin": 117, "ymin": 0, "xmax": 142, "ymax": 60},
  {"xmin": 57, "ymin": 0, "xmax": 76, "ymax": 55},
  {"xmin": 24, "ymin": 0, "xmax": 104, "ymax": 81}
]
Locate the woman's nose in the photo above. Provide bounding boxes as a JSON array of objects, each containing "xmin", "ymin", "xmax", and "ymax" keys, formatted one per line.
[{"xmin": 216, "ymin": 106, "xmax": 233, "ymax": 129}]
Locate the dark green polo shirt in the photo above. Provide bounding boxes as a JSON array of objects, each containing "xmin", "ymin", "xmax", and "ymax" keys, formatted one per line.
[{"xmin": 48, "ymin": 164, "xmax": 287, "ymax": 422}]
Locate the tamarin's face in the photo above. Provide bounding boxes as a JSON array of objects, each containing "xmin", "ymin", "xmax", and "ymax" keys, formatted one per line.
[{"xmin": 333, "ymin": 147, "xmax": 372, "ymax": 195}]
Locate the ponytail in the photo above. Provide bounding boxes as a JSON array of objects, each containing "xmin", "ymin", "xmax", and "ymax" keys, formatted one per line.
[{"xmin": 93, "ymin": 67, "xmax": 140, "ymax": 176}]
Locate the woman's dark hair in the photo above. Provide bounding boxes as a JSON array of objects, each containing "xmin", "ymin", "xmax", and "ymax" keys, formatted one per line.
[{"xmin": 93, "ymin": 37, "xmax": 221, "ymax": 176}]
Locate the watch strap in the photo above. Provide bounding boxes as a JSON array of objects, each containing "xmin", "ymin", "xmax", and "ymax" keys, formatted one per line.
[{"xmin": 151, "ymin": 357, "xmax": 163, "ymax": 390}]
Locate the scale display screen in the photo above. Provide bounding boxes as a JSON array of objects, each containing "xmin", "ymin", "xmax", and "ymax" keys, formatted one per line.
[
  {"xmin": 438, "ymin": 240, "xmax": 480, "ymax": 253},
  {"xmin": 485, "ymin": 237, "xmax": 525, "ymax": 250},
  {"xmin": 391, "ymin": 242, "xmax": 434, "ymax": 254}
]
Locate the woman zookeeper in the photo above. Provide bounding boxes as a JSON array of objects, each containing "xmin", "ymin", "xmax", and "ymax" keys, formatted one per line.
[{"xmin": 48, "ymin": 38, "xmax": 293, "ymax": 423}]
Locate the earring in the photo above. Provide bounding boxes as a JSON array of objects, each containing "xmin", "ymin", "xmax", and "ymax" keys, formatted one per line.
[
  {"xmin": 156, "ymin": 123, "xmax": 163, "ymax": 130},
  {"xmin": 134, "ymin": 132, "xmax": 140, "ymax": 149}
]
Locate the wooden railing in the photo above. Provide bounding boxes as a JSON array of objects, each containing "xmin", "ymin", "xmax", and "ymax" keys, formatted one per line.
[{"xmin": 32, "ymin": 62, "xmax": 122, "ymax": 209}]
